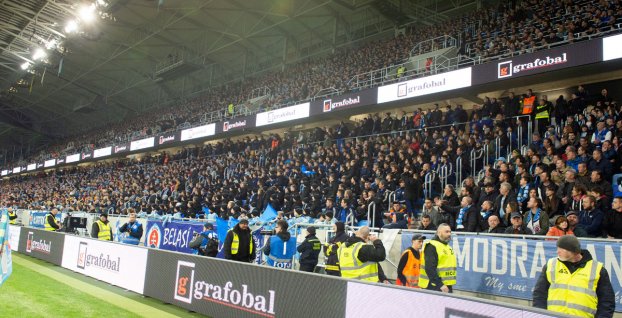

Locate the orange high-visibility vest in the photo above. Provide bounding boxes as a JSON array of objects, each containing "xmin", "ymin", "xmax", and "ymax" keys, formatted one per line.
[
  {"xmin": 397, "ymin": 248, "xmax": 421, "ymax": 288},
  {"xmin": 522, "ymin": 95, "xmax": 536, "ymax": 115}
]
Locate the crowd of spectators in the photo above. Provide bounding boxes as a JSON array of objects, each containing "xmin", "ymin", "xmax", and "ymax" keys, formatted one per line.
[
  {"xmin": 2, "ymin": 83, "xmax": 622, "ymax": 239},
  {"xmin": 4, "ymin": 0, "xmax": 620, "ymax": 170}
]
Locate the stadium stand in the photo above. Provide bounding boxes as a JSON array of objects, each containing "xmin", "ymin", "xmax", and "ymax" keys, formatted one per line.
[
  {"xmin": 2, "ymin": 80, "xmax": 622, "ymax": 240},
  {"xmin": 3, "ymin": 0, "xmax": 621, "ymax": 168}
]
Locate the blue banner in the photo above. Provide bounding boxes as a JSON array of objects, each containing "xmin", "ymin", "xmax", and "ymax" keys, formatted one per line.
[
  {"xmin": 253, "ymin": 226, "xmax": 265, "ymax": 265},
  {"xmin": 0, "ymin": 209, "xmax": 12, "ymax": 286},
  {"xmin": 259, "ymin": 204, "xmax": 278, "ymax": 223},
  {"xmin": 29, "ymin": 211, "xmax": 61, "ymax": 229},
  {"xmin": 401, "ymin": 233, "xmax": 622, "ymax": 312},
  {"xmin": 145, "ymin": 220, "xmax": 204, "ymax": 254}
]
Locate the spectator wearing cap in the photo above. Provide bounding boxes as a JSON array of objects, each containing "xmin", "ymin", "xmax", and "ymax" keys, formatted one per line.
[
  {"xmin": 91, "ymin": 212, "xmax": 113, "ymax": 241},
  {"xmin": 297, "ymin": 226, "xmax": 321, "ymax": 272},
  {"xmin": 223, "ymin": 218, "xmax": 255, "ymax": 263},
  {"xmin": 477, "ymin": 183, "xmax": 499, "ymax": 210},
  {"xmin": 397, "ymin": 234, "xmax": 425, "ymax": 288},
  {"xmin": 565, "ymin": 211, "xmax": 588, "ymax": 238},
  {"xmin": 505, "ymin": 212, "xmax": 533, "ymax": 235},
  {"xmin": 533, "ymin": 235, "xmax": 615, "ymax": 317},
  {"xmin": 189, "ymin": 222, "xmax": 219, "ymax": 257},
  {"xmin": 578, "ymin": 195, "xmax": 604, "ymax": 238}
]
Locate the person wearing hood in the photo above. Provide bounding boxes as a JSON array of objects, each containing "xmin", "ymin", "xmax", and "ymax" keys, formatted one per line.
[
  {"xmin": 419, "ymin": 224, "xmax": 457, "ymax": 292},
  {"xmin": 297, "ymin": 226, "xmax": 321, "ymax": 272},
  {"xmin": 263, "ymin": 220, "xmax": 297, "ymax": 269},
  {"xmin": 324, "ymin": 222, "xmax": 347, "ymax": 276},
  {"xmin": 337, "ymin": 226, "xmax": 386, "ymax": 282},
  {"xmin": 223, "ymin": 219, "xmax": 255, "ymax": 263},
  {"xmin": 533, "ymin": 235, "xmax": 615, "ymax": 317}
]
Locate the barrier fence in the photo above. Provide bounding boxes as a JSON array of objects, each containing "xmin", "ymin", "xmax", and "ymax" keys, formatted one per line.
[
  {"xmin": 11, "ymin": 209, "xmax": 622, "ymax": 313},
  {"xmin": 10, "ymin": 225, "xmax": 563, "ymax": 318}
]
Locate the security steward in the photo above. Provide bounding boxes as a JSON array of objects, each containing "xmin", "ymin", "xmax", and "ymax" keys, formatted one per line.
[
  {"xmin": 337, "ymin": 226, "xmax": 386, "ymax": 282},
  {"xmin": 396, "ymin": 234, "xmax": 425, "ymax": 288},
  {"xmin": 324, "ymin": 221, "xmax": 347, "ymax": 276},
  {"xmin": 419, "ymin": 223, "xmax": 457, "ymax": 292},
  {"xmin": 263, "ymin": 220, "xmax": 297, "ymax": 269},
  {"xmin": 44, "ymin": 208, "xmax": 61, "ymax": 231},
  {"xmin": 118, "ymin": 210, "xmax": 143, "ymax": 245},
  {"xmin": 91, "ymin": 212, "xmax": 112, "ymax": 241},
  {"xmin": 297, "ymin": 226, "xmax": 322, "ymax": 272},
  {"xmin": 533, "ymin": 235, "xmax": 615, "ymax": 317},
  {"xmin": 223, "ymin": 218, "xmax": 255, "ymax": 263},
  {"xmin": 535, "ymin": 97, "xmax": 551, "ymax": 134},
  {"xmin": 7, "ymin": 207, "xmax": 17, "ymax": 225}
]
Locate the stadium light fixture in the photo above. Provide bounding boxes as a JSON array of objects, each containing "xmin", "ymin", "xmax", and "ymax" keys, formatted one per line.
[
  {"xmin": 44, "ymin": 38, "xmax": 58, "ymax": 50},
  {"xmin": 20, "ymin": 62, "xmax": 31, "ymax": 70},
  {"xmin": 32, "ymin": 48, "xmax": 47, "ymax": 61},
  {"xmin": 78, "ymin": 4, "xmax": 97, "ymax": 23},
  {"xmin": 65, "ymin": 20, "xmax": 79, "ymax": 34}
]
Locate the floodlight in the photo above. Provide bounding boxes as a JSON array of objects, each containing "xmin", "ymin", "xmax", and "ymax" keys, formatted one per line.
[
  {"xmin": 32, "ymin": 48, "xmax": 47, "ymax": 61},
  {"xmin": 78, "ymin": 4, "xmax": 97, "ymax": 23},
  {"xmin": 65, "ymin": 20, "xmax": 79, "ymax": 33},
  {"xmin": 44, "ymin": 39, "xmax": 58, "ymax": 50},
  {"xmin": 20, "ymin": 62, "xmax": 31, "ymax": 70}
]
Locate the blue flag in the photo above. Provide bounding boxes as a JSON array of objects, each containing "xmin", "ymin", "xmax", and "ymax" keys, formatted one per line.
[{"xmin": 259, "ymin": 204, "xmax": 278, "ymax": 223}]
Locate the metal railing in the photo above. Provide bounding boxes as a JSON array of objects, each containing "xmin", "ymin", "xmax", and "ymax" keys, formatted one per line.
[{"xmin": 410, "ymin": 35, "xmax": 458, "ymax": 57}]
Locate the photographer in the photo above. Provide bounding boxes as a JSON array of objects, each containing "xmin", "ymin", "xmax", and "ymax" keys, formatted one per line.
[
  {"xmin": 189, "ymin": 222, "xmax": 219, "ymax": 257},
  {"xmin": 118, "ymin": 210, "xmax": 143, "ymax": 245}
]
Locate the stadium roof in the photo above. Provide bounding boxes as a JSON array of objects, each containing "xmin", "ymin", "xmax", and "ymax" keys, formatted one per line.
[{"xmin": 0, "ymin": 0, "xmax": 479, "ymax": 149}]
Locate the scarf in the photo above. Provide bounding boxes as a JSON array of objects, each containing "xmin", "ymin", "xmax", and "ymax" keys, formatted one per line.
[
  {"xmin": 456, "ymin": 205, "xmax": 470, "ymax": 230},
  {"xmin": 525, "ymin": 208, "xmax": 542, "ymax": 233}
]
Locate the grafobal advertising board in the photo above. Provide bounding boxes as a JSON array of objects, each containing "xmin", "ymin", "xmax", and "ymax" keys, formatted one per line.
[
  {"xmin": 377, "ymin": 68, "xmax": 472, "ymax": 104},
  {"xmin": 61, "ymin": 235, "xmax": 148, "ymax": 293},
  {"xmin": 255, "ymin": 103, "xmax": 310, "ymax": 127}
]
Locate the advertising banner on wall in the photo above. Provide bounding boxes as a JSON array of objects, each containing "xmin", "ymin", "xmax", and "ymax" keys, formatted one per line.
[
  {"xmin": 93, "ymin": 146, "xmax": 112, "ymax": 159},
  {"xmin": 61, "ymin": 235, "xmax": 148, "ymax": 293},
  {"xmin": 143, "ymin": 251, "xmax": 347, "ymax": 318},
  {"xmin": 216, "ymin": 115, "xmax": 256, "ymax": 134},
  {"xmin": 113, "ymin": 143, "xmax": 130, "ymax": 154},
  {"xmin": 377, "ymin": 67, "xmax": 472, "ymax": 104},
  {"xmin": 44, "ymin": 159, "xmax": 56, "ymax": 168},
  {"xmin": 345, "ymin": 282, "xmax": 556, "ymax": 318},
  {"xmin": 401, "ymin": 233, "xmax": 622, "ymax": 312},
  {"xmin": 157, "ymin": 133, "xmax": 177, "ymax": 146},
  {"xmin": 81, "ymin": 152, "xmax": 92, "ymax": 160},
  {"xmin": 603, "ymin": 34, "xmax": 622, "ymax": 61},
  {"xmin": 255, "ymin": 103, "xmax": 310, "ymax": 127},
  {"xmin": 180, "ymin": 124, "xmax": 216, "ymax": 141},
  {"xmin": 18, "ymin": 227, "xmax": 65, "ymax": 265},
  {"xmin": 9, "ymin": 225, "xmax": 20, "ymax": 252},
  {"xmin": 310, "ymin": 89, "xmax": 378, "ymax": 116},
  {"xmin": 472, "ymin": 39, "xmax": 602, "ymax": 85},
  {"xmin": 145, "ymin": 220, "xmax": 204, "ymax": 254},
  {"xmin": 65, "ymin": 154, "xmax": 80, "ymax": 164},
  {"xmin": 29, "ymin": 211, "xmax": 61, "ymax": 229},
  {"xmin": 0, "ymin": 210, "xmax": 12, "ymax": 287},
  {"xmin": 130, "ymin": 137, "xmax": 155, "ymax": 151}
]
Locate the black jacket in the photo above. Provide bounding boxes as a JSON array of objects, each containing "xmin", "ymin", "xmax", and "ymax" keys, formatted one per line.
[
  {"xmin": 223, "ymin": 224, "xmax": 255, "ymax": 262},
  {"xmin": 341, "ymin": 236, "xmax": 386, "ymax": 263},
  {"xmin": 440, "ymin": 203, "xmax": 480, "ymax": 232},
  {"xmin": 324, "ymin": 231, "xmax": 348, "ymax": 276},
  {"xmin": 533, "ymin": 250, "xmax": 615, "ymax": 318},
  {"xmin": 297, "ymin": 234, "xmax": 321, "ymax": 266},
  {"xmin": 602, "ymin": 209, "xmax": 622, "ymax": 239},
  {"xmin": 422, "ymin": 235, "xmax": 452, "ymax": 288}
]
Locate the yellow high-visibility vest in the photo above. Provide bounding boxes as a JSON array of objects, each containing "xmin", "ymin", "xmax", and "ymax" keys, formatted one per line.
[
  {"xmin": 338, "ymin": 242, "xmax": 379, "ymax": 282},
  {"xmin": 96, "ymin": 220, "xmax": 112, "ymax": 241},
  {"xmin": 230, "ymin": 230, "xmax": 253, "ymax": 255},
  {"xmin": 545, "ymin": 258, "xmax": 601, "ymax": 317},
  {"xmin": 419, "ymin": 239, "xmax": 457, "ymax": 288}
]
